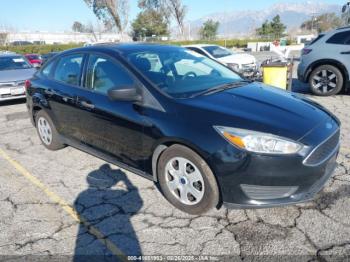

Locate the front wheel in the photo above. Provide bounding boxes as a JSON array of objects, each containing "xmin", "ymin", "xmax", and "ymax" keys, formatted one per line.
[
  {"xmin": 309, "ymin": 65, "xmax": 344, "ymax": 96},
  {"xmin": 157, "ymin": 145, "xmax": 220, "ymax": 215}
]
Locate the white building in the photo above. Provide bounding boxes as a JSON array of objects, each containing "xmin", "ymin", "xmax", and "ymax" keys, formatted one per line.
[{"xmin": 5, "ymin": 31, "xmax": 129, "ymax": 45}]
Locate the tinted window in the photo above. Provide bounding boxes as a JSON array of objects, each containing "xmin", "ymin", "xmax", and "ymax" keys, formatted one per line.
[
  {"xmin": 41, "ymin": 60, "xmax": 55, "ymax": 78},
  {"xmin": 308, "ymin": 34, "xmax": 325, "ymax": 46},
  {"xmin": 326, "ymin": 31, "xmax": 350, "ymax": 45},
  {"xmin": 126, "ymin": 48, "xmax": 242, "ymax": 98},
  {"xmin": 0, "ymin": 56, "xmax": 32, "ymax": 71},
  {"xmin": 53, "ymin": 54, "xmax": 83, "ymax": 86},
  {"xmin": 85, "ymin": 54, "xmax": 134, "ymax": 94}
]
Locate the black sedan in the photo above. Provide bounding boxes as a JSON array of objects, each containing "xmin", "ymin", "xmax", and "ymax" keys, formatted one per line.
[{"xmin": 26, "ymin": 44, "xmax": 340, "ymax": 214}]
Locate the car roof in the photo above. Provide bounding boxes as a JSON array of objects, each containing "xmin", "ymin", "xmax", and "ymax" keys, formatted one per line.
[
  {"xmin": 0, "ymin": 53, "xmax": 23, "ymax": 58},
  {"xmin": 59, "ymin": 43, "xmax": 185, "ymax": 56}
]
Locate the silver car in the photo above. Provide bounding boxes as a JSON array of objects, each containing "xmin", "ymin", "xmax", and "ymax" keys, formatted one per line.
[
  {"xmin": 0, "ymin": 54, "xmax": 36, "ymax": 102},
  {"xmin": 298, "ymin": 26, "xmax": 350, "ymax": 96}
]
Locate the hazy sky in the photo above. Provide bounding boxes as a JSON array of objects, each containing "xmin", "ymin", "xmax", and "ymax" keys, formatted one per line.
[{"xmin": 0, "ymin": 0, "xmax": 346, "ymax": 31}]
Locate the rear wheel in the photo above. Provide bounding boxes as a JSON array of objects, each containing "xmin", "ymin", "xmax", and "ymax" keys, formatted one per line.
[
  {"xmin": 309, "ymin": 65, "xmax": 344, "ymax": 96},
  {"xmin": 35, "ymin": 110, "xmax": 65, "ymax": 151},
  {"xmin": 157, "ymin": 145, "xmax": 220, "ymax": 215}
]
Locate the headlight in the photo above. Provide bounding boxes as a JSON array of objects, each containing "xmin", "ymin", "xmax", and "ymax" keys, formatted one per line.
[
  {"xmin": 227, "ymin": 63, "xmax": 240, "ymax": 72},
  {"xmin": 214, "ymin": 126, "xmax": 303, "ymax": 155}
]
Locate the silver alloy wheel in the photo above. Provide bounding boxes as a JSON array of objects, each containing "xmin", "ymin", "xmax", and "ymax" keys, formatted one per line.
[
  {"xmin": 312, "ymin": 69, "xmax": 338, "ymax": 94},
  {"xmin": 165, "ymin": 157, "xmax": 205, "ymax": 205},
  {"xmin": 37, "ymin": 117, "xmax": 53, "ymax": 146}
]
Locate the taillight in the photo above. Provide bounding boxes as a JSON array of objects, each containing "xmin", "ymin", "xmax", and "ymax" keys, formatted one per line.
[
  {"xmin": 25, "ymin": 80, "xmax": 31, "ymax": 90},
  {"xmin": 302, "ymin": 48, "xmax": 312, "ymax": 55}
]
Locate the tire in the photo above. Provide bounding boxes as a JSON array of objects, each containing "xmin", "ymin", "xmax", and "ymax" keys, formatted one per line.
[
  {"xmin": 309, "ymin": 65, "xmax": 344, "ymax": 96},
  {"xmin": 35, "ymin": 110, "xmax": 65, "ymax": 151},
  {"xmin": 157, "ymin": 145, "xmax": 220, "ymax": 215}
]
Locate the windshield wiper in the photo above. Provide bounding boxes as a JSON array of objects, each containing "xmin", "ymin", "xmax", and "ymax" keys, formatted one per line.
[{"xmin": 190, "ymin": 80, "xmax": 252, "ymax": 98}]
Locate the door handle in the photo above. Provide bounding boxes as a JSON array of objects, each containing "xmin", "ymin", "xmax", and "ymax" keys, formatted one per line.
[
  {"xmin": 80, "ymin": 100, "xmax": 95, "ymax": 110},
  {"xmin": 340, "ymin": 51, "xmax": 350, "ymax": 54}
]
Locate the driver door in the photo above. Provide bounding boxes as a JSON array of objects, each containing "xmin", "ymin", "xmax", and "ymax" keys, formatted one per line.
[{"xmin": 76, "ymin": 53, "xmax": 146, "ymax": 170}]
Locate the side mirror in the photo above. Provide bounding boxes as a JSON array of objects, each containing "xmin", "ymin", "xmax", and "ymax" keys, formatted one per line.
[{"xmin": 107, "ymin": 85, "xmax": 142, "ymax": 102}]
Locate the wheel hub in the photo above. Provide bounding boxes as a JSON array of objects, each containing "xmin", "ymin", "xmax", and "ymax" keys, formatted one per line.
[{"xmin": 165, "ymin": 157, "xmax": 205, "ymax": 206}]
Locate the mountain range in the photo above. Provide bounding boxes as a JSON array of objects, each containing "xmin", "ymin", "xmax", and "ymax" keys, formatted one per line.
[{"xmin": 190, "ymin": 1, "xmax": 342, "ymax": 37}]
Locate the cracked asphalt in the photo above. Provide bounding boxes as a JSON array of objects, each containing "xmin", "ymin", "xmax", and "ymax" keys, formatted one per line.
[{"xmin": 0, "ymin": 77, "xmax": 349, "ymax": 260}]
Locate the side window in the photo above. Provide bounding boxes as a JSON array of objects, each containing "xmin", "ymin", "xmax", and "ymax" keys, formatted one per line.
[
  {"xmin": 53, "ymin": 54, "xmax": 83, "ymax": 86},
  {"xmin": 86, "ymin": 55, "xmax": 134, "ymax": 95},
  {"xmin": 326, "ymin": 31, "xmax": 350, "ymax": 45},
  {"xmin": 40, "ymin": 60, "xmax": 55, "ymax": 78}
]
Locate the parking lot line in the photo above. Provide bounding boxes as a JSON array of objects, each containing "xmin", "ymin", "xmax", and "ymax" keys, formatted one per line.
[{"xmin": 0, "ymin": 148, "xmax": 128, "ymax": 261}]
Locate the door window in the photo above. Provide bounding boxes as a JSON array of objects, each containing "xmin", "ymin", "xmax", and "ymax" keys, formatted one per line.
[
  {"xmin": 85, "ymin": 55, "xmax": 134, "ymax": 95},
  {"xmin": 53, "ymin": 54, "xmax": 83, "ymax": 86},
  {"xmin": 326, "ymin": 31, "xmax": 350, "ymax": 45}
]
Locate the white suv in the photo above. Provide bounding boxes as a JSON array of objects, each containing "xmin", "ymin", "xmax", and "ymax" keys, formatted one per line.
[{"xmin": 298, "ymin": 27, "xmax": 350, "ymax": 96}]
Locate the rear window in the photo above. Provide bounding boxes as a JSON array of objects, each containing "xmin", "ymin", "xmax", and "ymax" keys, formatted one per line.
[
  {"xmin": 26, "ymin": 55, "xmax": 41, "ymax": 60},
  {"xmin": 326, "ymin": 31, "xmax": 350, "ymax": 45},
  {"xmin": 0, "ymin": 56, "xmax": 32, "ymax": 71},
  {"xmin": 308, "ymin": 34, "xmax": 325, "ymax": 46}
]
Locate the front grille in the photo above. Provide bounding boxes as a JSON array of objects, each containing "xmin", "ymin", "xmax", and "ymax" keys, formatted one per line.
[{"xmin": 304, "ymin": 130, "xmax": 340, "ymax": 166}]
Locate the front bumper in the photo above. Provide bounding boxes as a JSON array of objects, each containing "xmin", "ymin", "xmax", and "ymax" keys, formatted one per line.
[
  {"xmin": 213, "ymin": 119, "xmax": 340, "ymax": 209},
  {"xmin": 223, "ymin": 152, "xmax": 338, "ymax": 209}
]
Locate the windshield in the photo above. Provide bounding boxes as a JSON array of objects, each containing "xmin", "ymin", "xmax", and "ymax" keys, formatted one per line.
[
  {"xmin": 202, "ymin": 46, "xmax": 233, "ymax": 58},
  {"xmin": 126, "ymin": 48, "xmax": 242, "ymax": 98},
  {"xmin": 0, "ymin": 56, "xmax": 32, "ymax": 71}
]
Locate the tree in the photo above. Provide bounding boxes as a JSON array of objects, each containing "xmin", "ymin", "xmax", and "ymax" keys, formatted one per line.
[
  {"xmin": 84, "ymin": 0, "xmax": 130, "ymax": 33},
  {"xmin": 256, "ymin": 20, "xmax": 273, "ymax": 37},
  {"xmin": 270, "ymin": 15, "xmax": 286, "ymax": 39},
  {"xmin": 199, "ymin": 19, "xmax": 220, "ymax": 40},
  {"xmin": 165, "ymin": 0, "xmax": 187, "ymax": 38},
  {"xmin": 0, "ymin": 33, "xmax": 8, "ymax": 46},
  {"xmin": 256, "ymin": 15, "xmax": 286, "ymax": 39},
  {"xmin": 138, "ymin": 0, "xmax": 187, "ymax": 38},
  {"xmin": 131, "ymin": 9, "xmax": 169, "ymax": 40},
  {"xmin": 301, "ymin": 13, "xmax": 342, "ymax": 33},
  {"xmin": 72, "ymin": 21, "xmax": 85, "ymax": 32}
]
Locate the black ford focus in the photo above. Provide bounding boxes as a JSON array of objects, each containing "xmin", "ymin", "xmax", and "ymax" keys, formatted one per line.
[{"xmin": 26, "ymin": 44, "xmax": 340, "ymax": 214}]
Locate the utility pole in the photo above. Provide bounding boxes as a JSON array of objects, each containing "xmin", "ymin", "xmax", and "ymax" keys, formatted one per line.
[{"xmin": 342, "ymin": 1, "xmax": 350, "ymax": 25}]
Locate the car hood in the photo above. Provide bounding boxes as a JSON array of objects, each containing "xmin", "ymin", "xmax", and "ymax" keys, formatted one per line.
[
  {"xmin": 0, "ymin": 68, "xmax": 36, "ymax": 83},
  {"xmin": 179, "ymin": 83, "xmax": 331, "ymax": 141},
  {"xmin": 218, "ymin": 53, "xmax": 256, "ymax": 65}
]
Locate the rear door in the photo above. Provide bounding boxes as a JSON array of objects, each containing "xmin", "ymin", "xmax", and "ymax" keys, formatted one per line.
[
  {"xmin": 325, "ymin": 30, "xmax": 350, "ymax": 79},
  {"xmin": 43, "ymin": 53, "xmax": 86, "ymax": 139},
  {"xmin": 74, "ymin": 53, "xmax": 146, "ymax": 170}
]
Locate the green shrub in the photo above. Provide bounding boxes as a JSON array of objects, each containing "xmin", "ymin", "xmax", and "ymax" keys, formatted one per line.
[{"xmin": 0, "ymin": 43, "xmax": 83, "ymax": 54}]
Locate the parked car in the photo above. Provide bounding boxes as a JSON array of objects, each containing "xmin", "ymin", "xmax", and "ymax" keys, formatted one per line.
[
  {"xmin": 41, "ymin": 52, "xmax": 59, "ymax": 65},
  {"xmin": 298, "ymin": 26, "xmax": 350, "ymax": 96},
  {"xmin": 24, "ymin": 54, "xmax": 43, "ymax": 68},
  {"xmin": 26, "ymin": 44, "xmax": 340, "ymax": 214},
  {"xmin": 0, "ymin": 54, "xmax": 36, "ymax": 102},
  {"xmin": 184, "ymin": 44, "xmax": 258, "ymax": 78}
]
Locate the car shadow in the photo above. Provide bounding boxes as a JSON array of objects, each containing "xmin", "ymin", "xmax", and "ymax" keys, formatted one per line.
[
  {"xmin": 73, "ymin": 164, "xmax": 143, "ymax": 261},
  {"xmin": 0, "ymin": 98, "xmax": 26, "ymax": 106},
  {"xmin": 291, "ymin": 78, "xmax": 311, "ymax": 94}
]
